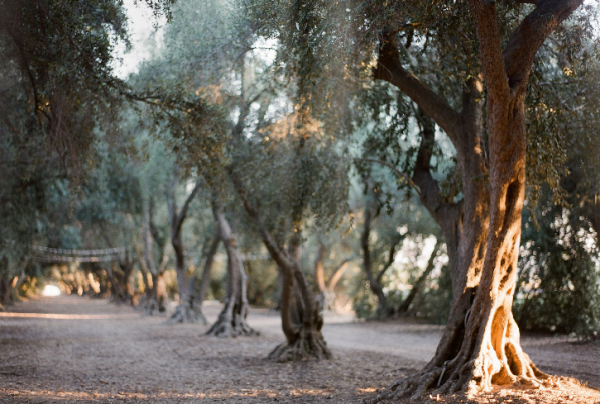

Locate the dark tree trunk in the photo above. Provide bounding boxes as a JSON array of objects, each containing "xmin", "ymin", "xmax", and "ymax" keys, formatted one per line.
[
  {"xmin": 360, "ymin": 201, "xmax": 390, "ymax": 317},
  {"xmin": 110, "ymin": 255, "xmax": 136, "ymax": 305},
  {"xmin": 206, "ymin": 202, "xmax": 256, "ymax": 337}
]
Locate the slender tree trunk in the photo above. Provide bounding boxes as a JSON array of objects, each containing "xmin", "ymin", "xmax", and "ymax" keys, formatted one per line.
[
  {"xmin": 397, "ymin": 240, "xmax": 440, "ymax": 314},
  {"xmin": 207, "ymin": 203, "xmax": 256, "ymax": 337},
  {"xmin": 314, "ymin": 244, "xmax": 349, "ymax": 312},
  {"xmin": 137, "ymin": 204, "xmax": 168, "ymax": 315},
  {"xmin": 360, "ymin": 200, "xmax": 390, "ymax": 317},
  {"xmin": 166, "ymin": 175, "xmax": 203, "ymax": 324}
]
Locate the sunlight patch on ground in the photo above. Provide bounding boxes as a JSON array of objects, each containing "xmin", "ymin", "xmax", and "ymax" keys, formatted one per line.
[
  {"xmin": 41, "ymin": 285, "xmax": 61, "ymax": 297},
  {"xmin": 0, "ymin": 312, "xmax": 133, "ymax": 320},
  {"xmin": 0, "ymin": 387, "xmax": 332, "ymax": 401}
]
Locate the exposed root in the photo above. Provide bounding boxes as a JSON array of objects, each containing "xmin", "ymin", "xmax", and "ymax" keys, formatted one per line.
[
  {"xmin": 268, "ymin": 328, "xmax": 331, "ymax": 362},
  {"xmin": 206, "ymin": 311, "xmax": 257, "ymax": 337},
  {"xmin": 373, "ymin": 315, "xmax": 551, "ymax": 402},
  {"xmin": 166, "ymin": 304, "xmax": 207, "ymax": 325}
]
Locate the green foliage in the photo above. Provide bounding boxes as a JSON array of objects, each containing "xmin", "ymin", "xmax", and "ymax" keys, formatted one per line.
[{"xmin": 515, "ymin": 188, "xmax": 600, "ymax": 339}]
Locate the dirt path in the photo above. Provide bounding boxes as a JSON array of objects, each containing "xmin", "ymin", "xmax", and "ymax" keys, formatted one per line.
[{"xmin": 0, "ymin": 296, "xmax": 598, "ymax": 404}]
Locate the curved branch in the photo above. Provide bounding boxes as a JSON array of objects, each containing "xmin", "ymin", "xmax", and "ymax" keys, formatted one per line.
[
  {"xmin": 503, "ymin": 0, "xmax": 584, "ymax": 91},
  {"xmin": 373, "ymin": 32, "xmax": 462, "ymax": 139}
]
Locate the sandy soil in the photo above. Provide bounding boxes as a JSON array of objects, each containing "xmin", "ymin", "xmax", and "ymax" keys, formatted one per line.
[{"xmin": 0, "ymin": 296, "xmax": 598, "ymax": 404}]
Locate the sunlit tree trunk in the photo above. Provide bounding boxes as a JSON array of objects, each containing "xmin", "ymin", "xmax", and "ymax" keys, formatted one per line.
[{"xmin": 375, "ymin": 0, "xmax": 583, "ymax": 398}]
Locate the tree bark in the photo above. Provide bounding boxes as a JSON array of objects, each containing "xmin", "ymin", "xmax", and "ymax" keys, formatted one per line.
[
  {"xmin": 206, "ymin": 200, "xmax": 256, "ymax": 337},
  {"xmin": 375, "ymin": 0, "xmax": 583, "ymax": 398},
  {"xmin": 167, "ymin": 175, "xmax": 204, "ymax": 324},
  {"xmin": 229, "ymin": 171, "xmax": 330, "ymax": 360}
]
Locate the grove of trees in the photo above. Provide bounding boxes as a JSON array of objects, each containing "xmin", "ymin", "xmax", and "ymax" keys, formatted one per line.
[{"xmin": 1, "ymin": 0, "xmax": 599, "ymax": 401}]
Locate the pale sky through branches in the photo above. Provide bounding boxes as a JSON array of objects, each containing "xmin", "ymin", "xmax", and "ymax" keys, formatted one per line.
[{"xmin": 113, "ymin": 0, "xmax": 165, "ymax": 79}]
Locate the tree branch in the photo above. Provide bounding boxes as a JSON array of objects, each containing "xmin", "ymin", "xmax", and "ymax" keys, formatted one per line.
[
  {"xmin": 467, "ymin": 0, "xmax": 511, "ymax": 100},
  {"xmin": 412, "ymin": 109, "xmax": 447, "ymax": 215},
  {"xmin": 174, "ymin": 179, "xmax": 202, "ymax": 238},
  {"xmin": 353, "ymin": 157, "xmax": 422, "ymax": 197},
  {"xmin": 373, "ymin": 31, "xmax": 462, "ymax": 139},
  {"xmin": 503, "ymin": 0, "xmax": 584, "ymax": 92},
  {"xmin": 376, "ymin": 235, "xmax": 404, "ymax": 284},
  {"xmin": 398, "ymin": 239, "xmax": 441, "ymax": 313},
  {"xmin": 228, "ymin": 169, "xmax": 292, "ymax": 270}
]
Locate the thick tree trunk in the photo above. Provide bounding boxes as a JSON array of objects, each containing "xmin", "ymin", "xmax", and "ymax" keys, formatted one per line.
[
  {"xmin": 229, "ymin": 171, "xmax": 330, "ymax": 360},
  {"xmin": 375, "ymin": 1, "xmax": 582, "ymax": 397},
  {"xmin": 428, "ymin": 91, "xmax": 543, "ymax": 394},
  {"xmin": 268, "ymin": 233, "xmax": 330, "ymax": 361},
  {"xmin": 206, "ymin": 204, "xmax": 256, "ymax": 337}
]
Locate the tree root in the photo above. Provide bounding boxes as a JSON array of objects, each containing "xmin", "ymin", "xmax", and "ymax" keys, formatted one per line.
[
  {"xmin": 206, "ymin": 312, "xmax": 257, "ymax": 337},
  {"xmin": 372, "ymin": 318, "xmax": 552, "ymax": 402},
  {"xmin": 268, "ymin": 328, "xmax": 331, "ymax": 362},
  {"xmin": 166, "ymin": 304, "xmax": 207, "ymax": 325}
]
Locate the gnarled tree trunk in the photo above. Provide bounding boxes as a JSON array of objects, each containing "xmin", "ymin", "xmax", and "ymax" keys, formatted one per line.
[
  {"xmin": 268, "ymin": 233, "xmax": 330, "ymax": 361},
  {"xmin": 230, "ymin": 172, "xmax": 330, "ymax": 361},
  {"xmin": 374, "ymin": 0, "xmax": 582, "ymax": 399},
  {"xmin": 206, "ymin": 202, "xmax": 256, "ymax": 337}
]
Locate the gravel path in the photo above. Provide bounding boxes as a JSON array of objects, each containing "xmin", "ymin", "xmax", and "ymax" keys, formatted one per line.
[{"xmin": 0, "ymin": 296, "xmax": 598, "ymax": 404}]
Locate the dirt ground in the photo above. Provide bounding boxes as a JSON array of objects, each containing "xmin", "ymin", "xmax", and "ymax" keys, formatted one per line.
[{"xmin": 0, "ymin": 296, "xmax": 599, "ymax": 404}]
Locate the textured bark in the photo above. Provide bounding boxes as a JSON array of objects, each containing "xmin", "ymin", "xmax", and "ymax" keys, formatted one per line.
[
  {"xmin": 374, "ymin": 0, "xmax": 583, "ymax": 399},
  {"xmin": 268, "ymin": 234, "xmax": 330, "ymax": 361},
  {"xmin": 206, "ymin": 202, "xmax": 256, "ymax": 337},
  {"xmin": 230, "ymin": 172, "xmax": 330, "ymax": 360}
]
